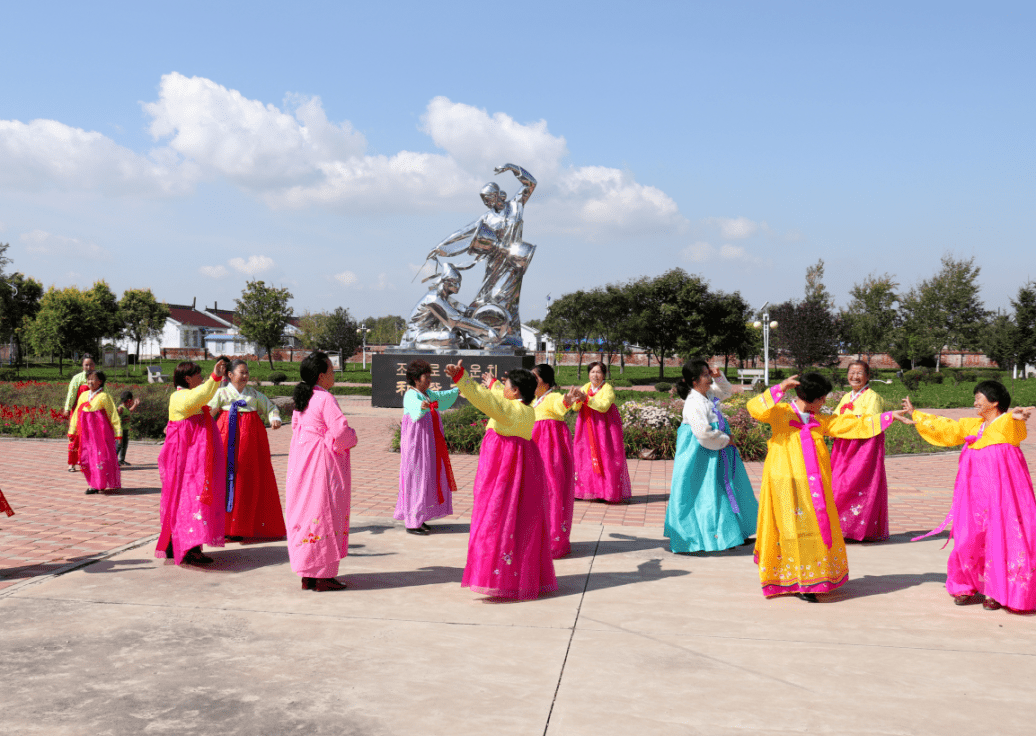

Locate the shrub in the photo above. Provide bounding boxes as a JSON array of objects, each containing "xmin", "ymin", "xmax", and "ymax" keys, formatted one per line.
[
  {"xmin": 619, "ymin": 398, "xmax": 682, "ymax": 430},
  {"xmin": 724, "ymin": 406, "xmax": 770, "ymax": 462},
  {"xmin": 623, "ymin": 425, "xmax": 677, "ymax": 460},
  {"xmin": 268, "ymin": 371, "xmax": 288, "ymax": 385},
  {"xmin": 901, "ymin": 370, "xmax": 923, "ymax": 391},
  {"xmin": 921, "ymin": 371, "xmax": 944, "ymax": 385},
  {"xmin": 654, "ymin": 382, "xmax": 672, "ymax": 392}
]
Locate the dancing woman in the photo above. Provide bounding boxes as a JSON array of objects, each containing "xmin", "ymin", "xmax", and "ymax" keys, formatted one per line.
[
  {"xmin": 444, "ymin": 359, "xmax": 556, "ymax": 600},
  {"xmin": 68, "ymin": 370, "xmax": 122, "ymax": 495},
  {"xmin": 395, "ymin": 359, "xmax": 460, "ymax": 535},
  {"xmin": 209, "ymin": 359, "xmax": 287, "ymax": 541},
  {"xmin": 156, "ymin": 360, "xmax": 229, "ymax": 566},
  {"xmin": 664, "ymin": 360, "xmax": 757, "ymax": 553},
  {"xmin": 904, "ymin": 383, "xmax": 1036, "ymax": 611},
  {"xmin": 831, "ymin": 360, "xmax": 890, "ymax": 541},
  {"xmin": 286, "ymin": 352, "xmax": 357, "ymax": 592},
  {"xmin": 571, "ymin": 362, "xmax": 631, "ymax": 504}
]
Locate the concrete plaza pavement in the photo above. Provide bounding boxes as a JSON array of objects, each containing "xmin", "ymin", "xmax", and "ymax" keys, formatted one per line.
[{"xmin": 2, "ymin": 397, "xmax": 1036, "ymax": 734}]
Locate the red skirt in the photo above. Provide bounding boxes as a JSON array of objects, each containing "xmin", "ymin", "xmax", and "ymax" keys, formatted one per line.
[{"xmin": 217, "ymin": 411, "xmax": 287, "ymax": 539}]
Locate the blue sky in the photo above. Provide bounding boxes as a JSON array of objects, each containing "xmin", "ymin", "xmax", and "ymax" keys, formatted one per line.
[{"xmin": 1, "ymin": 1, "xmax": 1032, "ymax": 326}]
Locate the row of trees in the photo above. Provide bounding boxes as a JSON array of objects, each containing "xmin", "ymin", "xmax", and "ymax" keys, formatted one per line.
[
  {"xmin": 1, "ymin": 245, "xmax": 172, "ymax": 372},
  {"xmin": 783, "ymin": 255, "xmax": 1036, "ymax": 373},
  {"xmin": 541, "ymin": 255, "xmax": 1036, "ymax": 376},
  {"xmin": 542, "ymin": 269, "xmax": 755, "ymax": 379}
]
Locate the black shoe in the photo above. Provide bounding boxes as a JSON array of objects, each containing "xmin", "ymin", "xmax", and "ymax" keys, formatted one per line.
[
  {"xmin": 406, "ymin": 527, "xmax": 429, "ymax": 536},
  {"xmin": 225, "ymin": 535, "xmax": 244, "ymax": 542},
  {"xmin": 182, "ymin": 547, "xmax": 214, "ymax": 565},
  {"xmin": 85, "ymin": 488, "xmax": 99, "ymax": 495},
  {"xmin": 420, "ymin": 523, "xmax": 432, "ymax": 532},
  {"xmin": 795, "ymin": 592, "xmax": 819, "ymax": 603},
  {"xmin": 313, "ymin": 577, "xmax": 348, "ymax": 592},
  {"xmin": 165, "ymin": 540, "xmax": 174, "ymax": 559},
  {"xmin": 301, "ymin": 577, "xmax": 316, "ymax": 591}
]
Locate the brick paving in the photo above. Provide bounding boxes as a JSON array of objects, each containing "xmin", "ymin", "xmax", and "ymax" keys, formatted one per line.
[{"xmin": 3, "ymin": 397, "xmax": 1035, "ymax": 591}]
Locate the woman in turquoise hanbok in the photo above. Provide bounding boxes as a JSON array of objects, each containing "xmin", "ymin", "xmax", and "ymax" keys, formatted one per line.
[{"xmin": 664, "ymin": 359, "xmax": 758, "ymax": 553}]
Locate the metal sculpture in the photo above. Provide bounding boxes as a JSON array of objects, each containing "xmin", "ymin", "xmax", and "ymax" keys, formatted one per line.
[{"xmin": 400, "ymin": 164, "xmax": 536, "ymax": 351}]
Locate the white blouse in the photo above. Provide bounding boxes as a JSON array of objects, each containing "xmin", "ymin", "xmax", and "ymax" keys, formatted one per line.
[{"xmin": 681, "ymin": 373, "xmax": 733, "ymax": 451}]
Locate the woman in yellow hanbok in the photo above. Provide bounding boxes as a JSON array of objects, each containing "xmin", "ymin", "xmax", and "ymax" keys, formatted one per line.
[{"xmin": 747, "ymin": 373, "xmax": 906, "ymax": 601}]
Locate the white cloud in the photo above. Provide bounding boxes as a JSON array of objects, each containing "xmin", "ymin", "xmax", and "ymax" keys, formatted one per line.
[
  {"xmin": 1, "ymin": 74, "xmax": 690, "ymax": 241},
  {"xmin": 199, "ymin": 265, "xmax": 229, "ymax": 279},
  {"xmin": 144, "ymin": 73, "xmax": 366, "ymax": 189},
  {"xmin": 420, "ymin": 97, "xmax": 568, "ymax": 179},
  {"xmin": 0, "ymin": 119, "xmax": 191, "ymax": 195},
  {"xmin": 334, "ymin": 270, "xmax": 358, "ymax": 286},
  {"xmin": 368, "ymin": 273, "xmax": 393, "ymax": 291},
  {"xmin": 681, "ymin": 241, "xmax": 715, "ymax": 262},
  {"xmin": 229, "ymin": 255, "xmax": 274, "ymax": 275},
  {"xmin": 706, "ymin": 216, "xmax": 766, "ymax": 240},
  {"xmin": 20, "ymin": 229, "xmax": 110, "ymax": 260},
  {"xmin": 681, "ymin": 240, "xmax": 767, "ymax": 267}
]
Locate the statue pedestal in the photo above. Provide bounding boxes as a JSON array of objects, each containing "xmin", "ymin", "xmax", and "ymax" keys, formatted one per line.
[{"xmin": 372, "ymin": 349, "xmax": 535, "ymax": 408}]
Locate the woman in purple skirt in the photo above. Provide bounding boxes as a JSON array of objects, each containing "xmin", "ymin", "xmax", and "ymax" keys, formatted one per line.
[{"xmin": 395, "ymin": 359, "xmax": 460, "ymax": 535}]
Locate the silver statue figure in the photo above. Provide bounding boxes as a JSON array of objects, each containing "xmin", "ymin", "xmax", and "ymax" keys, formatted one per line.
[
  {"xmin": 400, "ymin": 163, "xmax": 537, "ymax": 350},
  {"xmin": 400, "ymin": 260, "xmax": 498, "ymax": 349}
]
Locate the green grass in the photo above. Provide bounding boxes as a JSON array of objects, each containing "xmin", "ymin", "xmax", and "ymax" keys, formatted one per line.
[{"xmin": 1, "ymin": 359, "xmax": 373, "ymax": 385}]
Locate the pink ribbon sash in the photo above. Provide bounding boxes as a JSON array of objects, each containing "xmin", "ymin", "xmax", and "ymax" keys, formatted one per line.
[{"xmin": 788, "ymin": 415, "xmax": 833, "ymax": 549}]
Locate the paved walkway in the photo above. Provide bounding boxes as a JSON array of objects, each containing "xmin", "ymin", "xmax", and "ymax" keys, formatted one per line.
[{"xmin": 3, "ymin": 398, "xmax": 1036, "ymax": 734}]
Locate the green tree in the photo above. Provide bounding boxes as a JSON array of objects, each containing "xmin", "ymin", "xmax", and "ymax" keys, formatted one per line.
[
  {"xmin": 982, "ymin": 313, "xmax": 1018, "ymax": 372},
  {"xmin": 322, "ymin": 307, "xmax": 362, "ymax": 359},
  {"xmin": 235, "ymin": 280, "xmax": 294, "ymax": 369},
  {"xmin": 296, "ymin": 311, "xmax": 330, "ymax": 350},
  {"xmin": 706, "ymin": 290, "xmax": 754, "ymax": 374},
  {"xmin": 360, "ymin": 315, "xmax": 406, "ymax": 345},
  {"xmin": 589, "ymin": 283, "xmax": 636, "ymax": 372},
  {"xmin": 118, "ymin": 288, "xmax": 170, "ymax": 368},
  {"xmin": 1012, "ymin": 281, "xmax": 1036, "ymax": 375},
  {"xmin": 839, "ymin": 273, "xmax": 899, "ymax": 360},
  {"xmin": 804, "ymin": 258, "xmax": 835, "ymax": 309},
  {"xmin": 770, "ymin": 299, "xmax": 840, "ymax": 371},
  {"xmin": 901, "ymin": 254, "xmax": 988, "ymax": 371},
  {"xmin": 628, "ymin": 269, "xmax": 712, "ymax": 379},
  {"xmin": 27, "ymin": 286, "xmax": 96, "ymax": 374},
  {"xmin": 0, "ymin": 272, "xmax": 43, "ymax": 364},
  {"xmin": 544, "ymin": 289, "xmax": 597, "ymax": 378},
  {"xmin": 85, "ymin": 281, "xmax": 122, "ymax": 347}
]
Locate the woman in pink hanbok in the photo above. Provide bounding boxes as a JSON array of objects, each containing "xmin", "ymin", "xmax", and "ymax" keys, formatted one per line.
[
  {"xmin": 572, "ymin": 361, "xmax": 631, "ymax": 503},
  {"xmin": 444, "ymin": 359, "xmax": 556, "ymax": 600},
  {"xmin": 67, "ymin": 370, "xmax": 121, "ymax": 494},
  {"xmin": 156, "ymin": 360, "xmax": 229, "ymax": 567},
  {"xmin": 395, "ymin": 359, "xmax": 459, "ymax": 535},
  {"xmin": 286, "ymin": 352, "xmax": 357, "ymax": 592},
  {"xmin": 904, "ymin": 383, "xmax": 1036, "ymax": 612},
  {"xmin": 831, "ymin": 361, "xmax": 890, "ymax": 541}
]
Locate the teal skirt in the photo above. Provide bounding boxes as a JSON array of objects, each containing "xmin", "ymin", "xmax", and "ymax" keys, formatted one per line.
[{"xmin": 664, "ymin": 424, "xmax": 758, "ymax": 552}]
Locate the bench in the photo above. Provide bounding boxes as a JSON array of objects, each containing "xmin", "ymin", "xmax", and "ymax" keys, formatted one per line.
[
  {"xmin": 737, "ymin": 368, "xmax": 765, "ymax": 385},
  {"xmin": 146, "ymin": 365, "xmax": 169, "ymax": 384}
]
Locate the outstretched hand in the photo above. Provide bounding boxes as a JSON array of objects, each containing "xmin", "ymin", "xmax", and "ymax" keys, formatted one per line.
[
  {"xmin": 564, "ymin": 385, "xmax": 585, "ymax": 406},
  {"xmin": 889, "ymin": 408, "xmax": 915, "ymax": 425},
  {"xmin": 1012, "ymin": 406, "xmax": 1034, "ymax": 422},
  {"xmin": 214, "ymin": 359, "xmax": 228, "ymax": 378},
  {"xmin": 444, "ymin": 359, "xmax": 464, "ymax": 380},
  {"xmin": 481, "ymin": 370, "xmax": 496, "ymax": 389}
]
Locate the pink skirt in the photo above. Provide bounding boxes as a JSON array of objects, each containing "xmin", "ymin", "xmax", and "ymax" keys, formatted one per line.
[
  {"xmin": 831, "ymin": 435, "xmax": 889, "ymax": 541},
  {"xmin": 946, "ymin": 443, "xmax": 1036, "ymax": 611},
  {"xmin": 573, "ymin": 404, "xmax": 631, "ymax": 503},
  {"xmin": 463, "ymin": 430, "xmax": 557, "ymax": 600},
  {"xmin": 155, "ymin": 414, "xmax": 227, "ymax": 564},
  {"xmin": 79, "ymin": 411, "xmax": 121, "ymax": 491},
  {"xmin": 532, "ymin": 419, "xmax": 575, "ymax": 558}
]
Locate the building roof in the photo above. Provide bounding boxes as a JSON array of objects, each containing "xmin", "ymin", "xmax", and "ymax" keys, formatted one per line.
[{"xmin": 166, "ymin": 304, "xmax": 231, "ymax": 329}]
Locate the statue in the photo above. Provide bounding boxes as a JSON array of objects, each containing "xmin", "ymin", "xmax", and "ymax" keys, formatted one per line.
[
  {"xmin": 400, "ymin": 261, "xmax": 498, "ymax": 350},
  {"xmin": 400, "ymin": 163, "xmax": 537, "ymax": 351}
]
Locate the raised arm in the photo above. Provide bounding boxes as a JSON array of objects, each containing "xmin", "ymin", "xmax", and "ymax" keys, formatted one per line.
[
  {"xmin": 495, "ymin": 163, "xmax": 537, "ymax": 206},
  {"xmin": 427, "ymin": 220, "xmax": 480, "ymax": 259}
]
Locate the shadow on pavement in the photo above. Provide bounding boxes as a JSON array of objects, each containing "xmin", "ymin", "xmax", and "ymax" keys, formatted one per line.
[
  {"xmin": 832, "ymin": 571, "xmax": 947, "ymax": 600},
  {"xmin": 625, "ymin": 493, "xmax": 670, "ymax": 505},
  {"xmin": 344, "ymin": 565, "xmax": 464, "ymax": 590},
  {"xmin": 196, "ymin": 544, "xmax": 290, "ymax": 573},
  {"xmin": 565, "ymin": 558, "xmax": 690, "ymax": 596},
  {"xmin": 569, "ymin": 532, "xmax": 669, "ymax": 558},
  {"xmin": 850, "ymin": 530, "xmax": 950, "ymax": 547},
  {"xmin": 104, "ymin": 486, "xmax": 161, "ymax": 496}
]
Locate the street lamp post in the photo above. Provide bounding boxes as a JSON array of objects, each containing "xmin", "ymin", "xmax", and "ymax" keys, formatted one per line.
[
  {"xmin": 356, "ymin": 324, "xmax": 371, "ymax": 370},
  {"xmin": 752, "ymin": 302, "xmax": 779, "ymax": 386}
]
